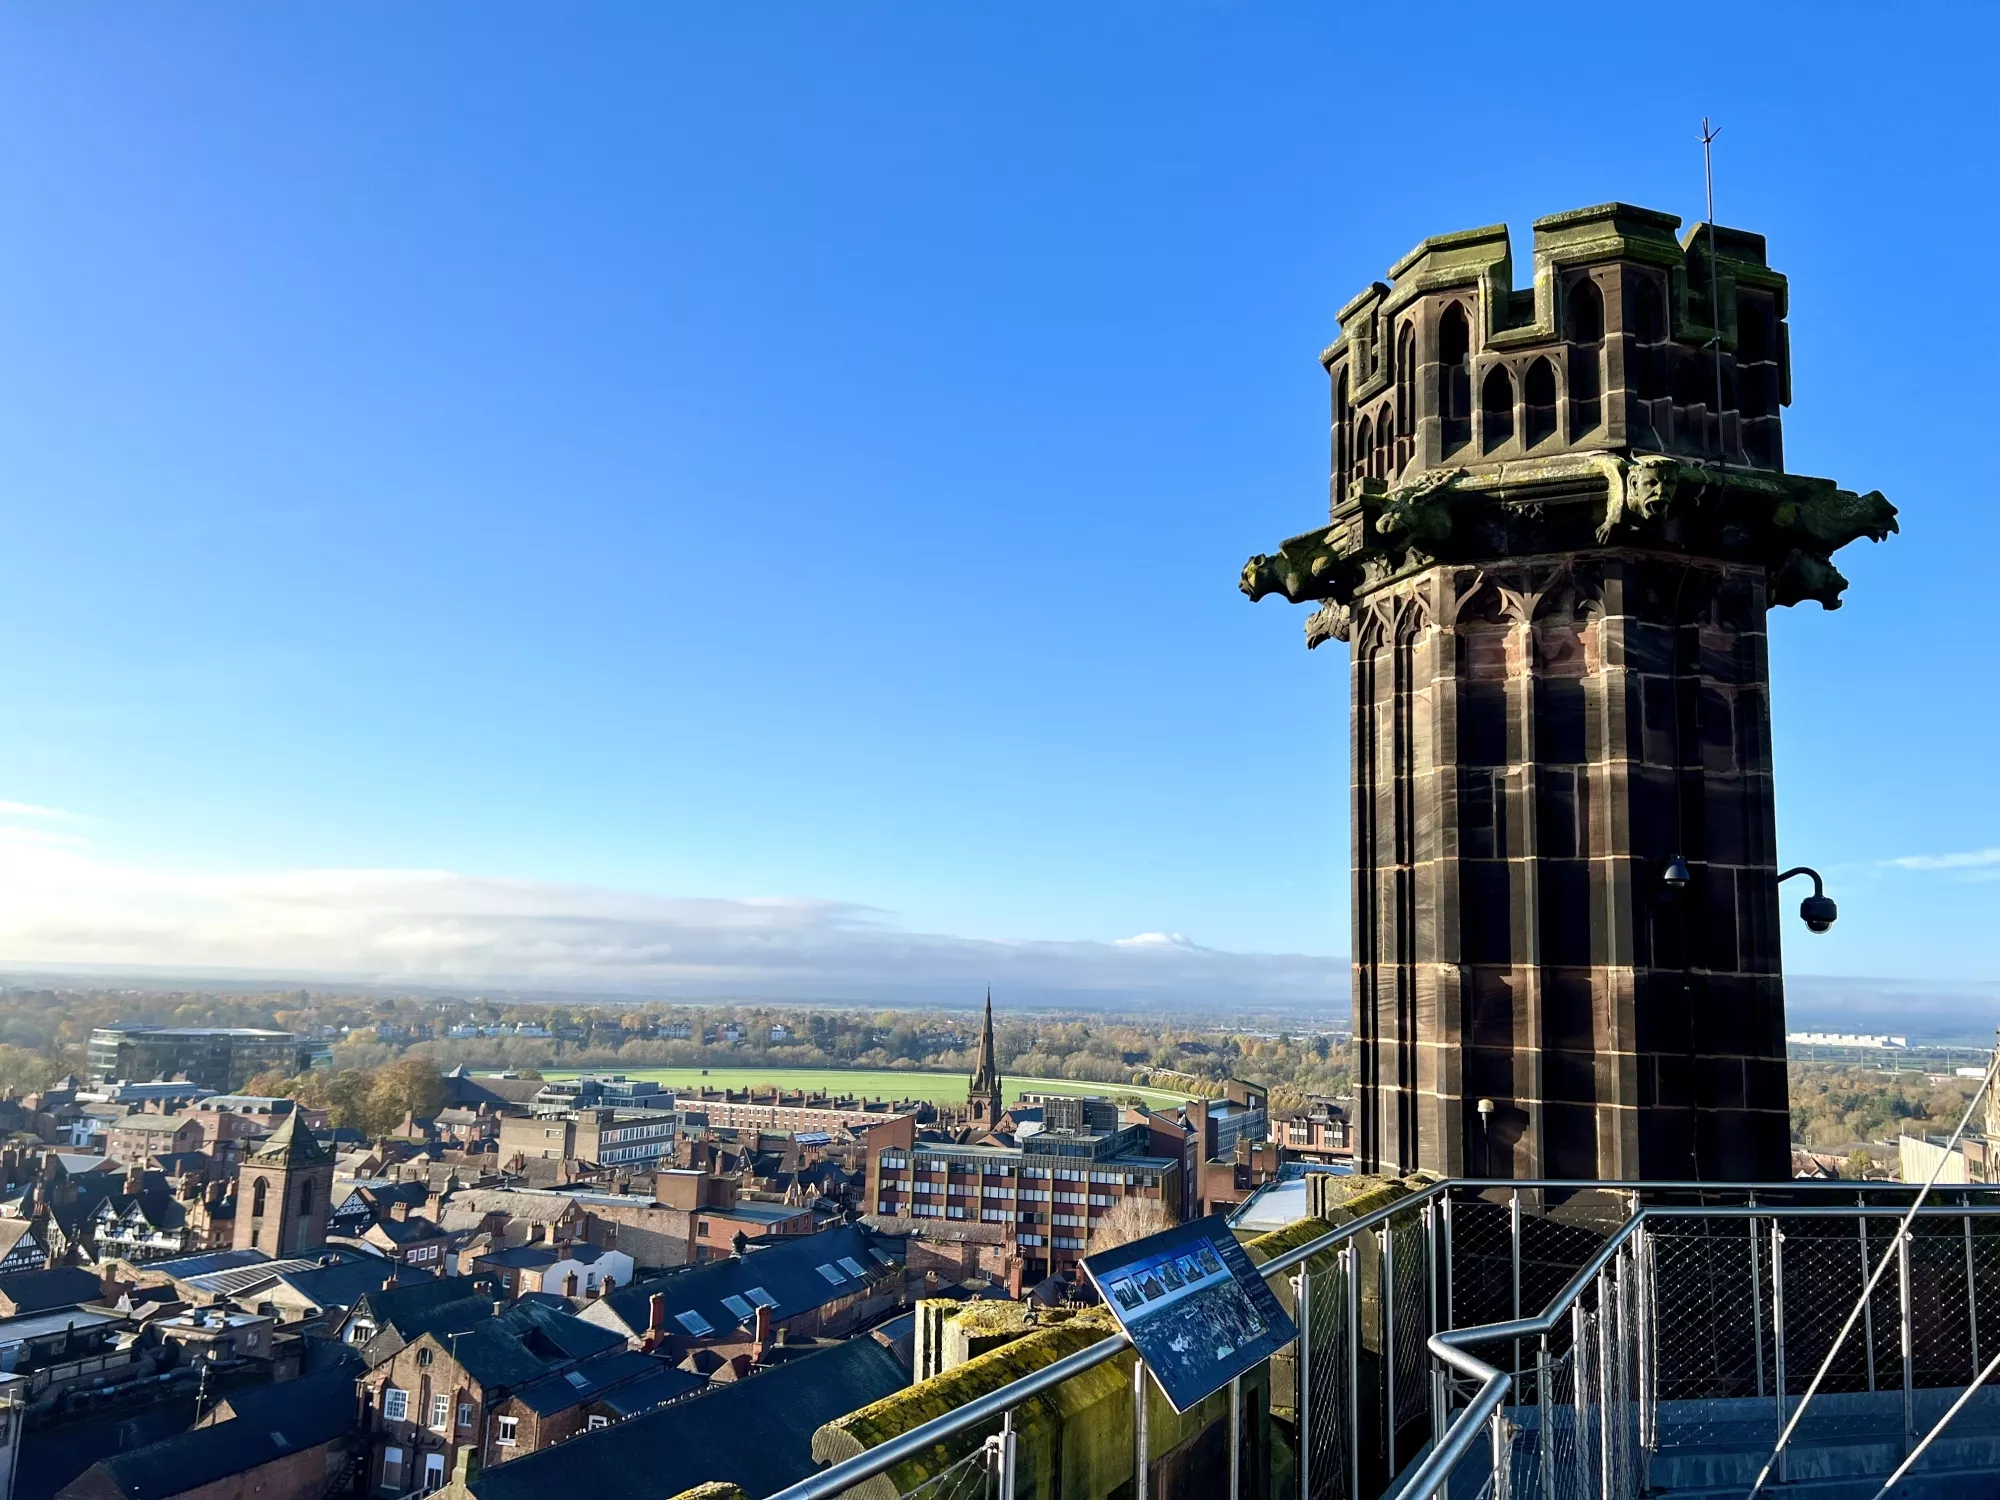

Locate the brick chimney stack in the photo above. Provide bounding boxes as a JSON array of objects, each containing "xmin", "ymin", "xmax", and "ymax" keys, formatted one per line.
[{"xmin": 753, "ymin": 1303, "xmax": 774, "ymax": 1361}]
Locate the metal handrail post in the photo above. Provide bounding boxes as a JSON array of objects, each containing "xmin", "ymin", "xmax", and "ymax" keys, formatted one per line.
[
  {"xmin": 1613, "ymin": 1248, "xmax": 1629, "ymax": 1496},
  {"xmin": 1597, "ymin": 1269, "xmax": 1612, "ymax": 1500},
  {"xmin": 1441, "ymin": 1192, "xmax": 1455, "ymax": 1332},
  {"xmin": 1491, "ymin": 1405, "xmax": 1512, "ymax": 1500},
  {"xmin": 1293, "ymin": 1270, "xmax": 1311, "ymax": 1500},
  {"xmin": 1771, "ymin": 1222, "xmax": 1788, "ymax": 1486},
  {"xmin": 1537, "ymin": 1335, "xmax": 1553, "ymax": 1500},
  {"xmin": 1384, "ymin": 1218, "xmax": 1398, "ymax": 1473},
  {"xmin": 1425, "ymin": 1201, "xmax": 1439, "ymax": 1449},
  {"xmin": 1347, "ymin": 1242, "xmax": 1361, "ymax": 1500},
  {"xmin": 1134, "ymin": 1360, "xmax": 1150, "ymax": 1500},
  {"xmin": 1968, "ymin": 1214, "xmax": 1982, "ymax": 1381},
  {"xmin": 1899, "ymin": 1227, "xmax": 1915, "ymax": 1456},
  {"xmin": 996, "ymin": 1411, "xmax": 1017, "ymax": 1500},
  {"xmin": 1638, "ymin": 1224, "xmax": 1656, "ymax": 1468},
  {"xmin": 1861, "ymin": 1207, "xmax": 1877, "ymax": 1392},
  {"xmin": 1573, "ymin": 1301, "xmax": 1593, "ymax": 1500},
  {"xmin": 1749, "ymin": 1207, "xmax": 1767, "ymax": 1400},
  {"xmin": 1511, "ymin": 1188, "xmax": 1524, "ymax": 1377}
]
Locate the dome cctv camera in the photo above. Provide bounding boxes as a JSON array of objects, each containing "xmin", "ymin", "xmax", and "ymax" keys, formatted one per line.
[{"xmin": 1780, "ymin": 867, "xmax": 1837, "ymax": 935}]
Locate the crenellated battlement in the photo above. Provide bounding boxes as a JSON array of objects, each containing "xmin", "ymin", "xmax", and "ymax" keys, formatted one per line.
[{"xmin": 1321, "ymin": 202, "xmax": 1793, "ymax": 514}]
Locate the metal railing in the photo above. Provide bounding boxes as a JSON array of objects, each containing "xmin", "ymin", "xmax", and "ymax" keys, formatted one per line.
[
  {"xmin": 764, "ymin": 1180, "xmax": 2000, "ymax": 1500},
  {"xmin": 1410, "ymin": 1200, "xmax": 2000, "ymax": 1498}
]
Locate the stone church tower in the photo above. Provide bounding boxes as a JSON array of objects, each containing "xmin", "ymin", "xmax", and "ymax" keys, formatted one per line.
[
  {"xmin": 1245, "ymin": 203, "xmax": 1895, "ymax": 1181},
  {"xmin": 233, "ymin": 1107, "xmax": 334, "ymax": 1255},
  {"xmin": 967, "ymin": 991, "xmax": 1003, "ymax": 1129}
]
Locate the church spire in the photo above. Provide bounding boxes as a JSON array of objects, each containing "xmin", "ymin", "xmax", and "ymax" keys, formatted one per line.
[{"xmin": 968, "ymin": 989, "xmax": 1002, "ymax": 1129}]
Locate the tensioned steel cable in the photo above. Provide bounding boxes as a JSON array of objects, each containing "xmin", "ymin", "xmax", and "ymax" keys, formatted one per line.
[{"xmin": 1746, "ymin": 1041, "xmax": 2000, "ymax": 1498}]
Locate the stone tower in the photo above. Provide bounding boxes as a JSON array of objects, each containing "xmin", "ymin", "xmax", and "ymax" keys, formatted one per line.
[
  {"xmin": 968, "ymin": 991, "xmax": 1003, "ymax": 1129},
  {"xmin": 233, "ymin": 1107, "xmax": 334, "ymax": 1255},
  {"xmin": 1244, "ymin": 203, "xmax": 1895, "ymax": 1182}
]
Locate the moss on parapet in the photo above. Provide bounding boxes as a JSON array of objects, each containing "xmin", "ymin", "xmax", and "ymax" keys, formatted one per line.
[
  {"xmin": 817, "ymin": 1312, "xmax": 1122, "ymax": 1500},
  {"xmin": 665, "ymin": 1487, "xmax": 745, "ymax": 1500},
  {"xmin": 816, "ymin": 1301, "xmax": 1241, "ymax": 1500}
]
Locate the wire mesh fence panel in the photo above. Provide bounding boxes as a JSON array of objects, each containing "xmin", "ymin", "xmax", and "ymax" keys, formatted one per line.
[
  {"xmin": 1392, "ymin": 1211, "xmax": 1435, "ymax": 1463},
  {"xmin": 896, "ymin": 1445, "xmax": 995, "ymax": 1500},
  {"xmin": 1769, "ymin": 1215, "xmax": 1878, "ymax": 1445},
  {"xmin": 1642, "ymin": 1217, "xmax": 1768, "ymax": 1457},
  {"xmin": 1909, "ymin": 1217, "xmax": 1977, "ymax": 1389},
  {"xmin": 1970, "ymin": 1217, "xmax": 2000, "ymax": 1378},
  {"xmin": 1448, "ymin": 1195, "xmax": 1520, "ymax": 1333},
  {"xmin": 1304, "ymin": 1253, "xmax": 1354, "ymax": 1500},
  {"xmin": 1516, "ymin": 1192, "xmax": 1629, "ymax": 1331}
]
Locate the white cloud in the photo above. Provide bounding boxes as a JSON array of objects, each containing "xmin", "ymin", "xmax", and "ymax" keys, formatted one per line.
[
  {"xmin": 0, "ymin": 800, "xmax": 86, "ymax": 822},
  {"xmin": 0, "ymin": 842, "xmax": 1343, "ymax": 1011},
  {"xmin": 1882, "ymin": 848, "xmax": 2000, "ymax": 872}
]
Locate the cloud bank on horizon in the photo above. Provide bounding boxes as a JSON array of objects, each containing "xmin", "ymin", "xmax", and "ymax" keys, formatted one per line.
[{"xmin": 0, "ymin": 833, "xmax": 1343, "ymax": 1007}]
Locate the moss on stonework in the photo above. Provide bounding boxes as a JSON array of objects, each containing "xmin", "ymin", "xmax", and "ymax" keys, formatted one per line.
[
  {"xmin": 665, "ymin": 1487, "xmax": 745, "ymax": 1500},
  {"xmin": 945, "ymin": 1299, "xmax": 1084, "ymax": 1339}
]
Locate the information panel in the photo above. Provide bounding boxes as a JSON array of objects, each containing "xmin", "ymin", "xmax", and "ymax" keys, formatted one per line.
[{"xmin": 1081, "ymin": 1212, "xmax": 1297, "ymax": 1413}]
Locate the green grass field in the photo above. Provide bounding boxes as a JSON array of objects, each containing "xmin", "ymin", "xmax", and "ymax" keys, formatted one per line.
[{"xmin": 539, "ymin": 1065, "xmax": 1194, "ymax": 1111}]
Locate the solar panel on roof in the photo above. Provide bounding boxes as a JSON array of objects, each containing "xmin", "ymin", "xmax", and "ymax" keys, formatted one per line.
[
  {"xmin": 564, "ymin": 1370, "xmax": 590, "ymax": 1389},
  {"xmin": 745, "ymin": 1287, "xmax": 778, "ymax": 1309},
  {"xmin": 720, "ymin": 1294, "xmax": 754, "ymax": 1322},
  {"xmin": 836, "ymin": 1257, "xmax": 867, "ymax": 1278},
  {"xmin": 815, "ymin": 1263, "xmax": 845, "ymax": 1284},
  {"xmin": 674, "ymin": 1310, "xmax": 713, "ymax": 1336}
]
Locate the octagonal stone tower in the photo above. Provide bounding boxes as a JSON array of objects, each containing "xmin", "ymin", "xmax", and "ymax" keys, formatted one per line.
[{"xmin": 1244, "ymin": 203, "xmax": 1895, "ymax": 1182}]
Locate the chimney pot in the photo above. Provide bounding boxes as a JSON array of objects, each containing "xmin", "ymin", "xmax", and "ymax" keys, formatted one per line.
[{"xmin": 648, "ymin": 1291, "xmax": 666, "ymax": 1333}]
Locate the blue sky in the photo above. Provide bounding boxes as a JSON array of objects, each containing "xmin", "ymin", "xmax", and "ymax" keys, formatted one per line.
[{"xmin": 0, "ymin": 5, "xmax": 1992, "ymax": 998}]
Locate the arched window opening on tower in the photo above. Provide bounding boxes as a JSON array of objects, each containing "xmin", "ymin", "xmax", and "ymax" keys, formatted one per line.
[
  {"xmin": 298, "ymin": 1177, "xmax": 315, "ymax": 1217},
  {"xmin": 1374, "ymin": 406, "xmax": 1392, "ymax": 477},
  {"xmin": 251, "ymin": 1177, "xmax": 267, "ymax": 1218},
  {"xmin": 1437, "ymin": 302, "xmax": 1472, "ymax": 455},
  {"xmin": 1566, "ymin": 277, "xmax": 1603, "ymax": 437},
  {"xmin": 1523, "ymin": 358, "xmax": 1557, "ymax": 448},
  {"xmin": 1332, "ymin": 368, "xmax": 1350, "ymax": 503},
  {"xmin": 1356, "ymin": 415, "xmax": 1373, "ymax": 481},
  {"xmin": 1481, "ymin": 365, "xmax": 1514, "ymax": 452},
  {"xmin": 1395, "ymin": 322, "xmax": 1416, "ymax": 474},
  {"xmin": 1736, "ymin": 294, "xmax": 1779, "ymax": 466},
  {"xmin": 1632, "ymin": 276, "xmax": 1668, "ymax": 403}
]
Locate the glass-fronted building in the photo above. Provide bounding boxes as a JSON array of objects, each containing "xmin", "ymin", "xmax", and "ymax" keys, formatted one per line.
[{"xmin": 86, "ymin": 1026, "xmax": 320, "ymax": 1091}]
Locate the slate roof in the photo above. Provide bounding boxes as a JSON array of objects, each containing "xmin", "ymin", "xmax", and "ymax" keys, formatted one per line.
[
  {"xmin": 262, "ymin": 1258, "xmax": 417, "ymax": 1313},
  {"xmin": 591, "ymin": 1364, "xmax": 707, "ymax": 1418},
  {"xmin": 435, "ymin": 1190, "xmax": 578, "ymax": 1232},
  {"xmin": 366, "ymin": 1214, "xmax": 444, "ymax": 1246},
  {"xmin": 50, "ymin": 1154, "xmax": 120, "ymax": 1176},
  {"xmin": 510, "ymin": 1349, "xmax": 690, "ymax": 1416},
  {"xmin": 61, "ymin": 1365, "xmax": 359, "ymax": 1500},
  {"xmin": 462, "ymin": 1338, "xmax": 909, "ymax": 1500},
  {"xmin": 589, "ymin": 1224, "xmax": 892, "ymax": 1340},
  {"xmin": 477, "ymin": 1243, "xmax": 613, "ymax": 1271},
  {"xmin": 0, "ymin": 1267, "xmax": 104, "ymax": 1316},
  {"xmin": 351, "ymin": 1274, "xmax": 496, "ymax": 1352},
  {"xmin": 138, "ymin": 1248, "xmax": 270, "ymax": 1280},
  {"xmin": 441, "ymin": 1298, "xmax": 624, "ymax": 1391}
]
